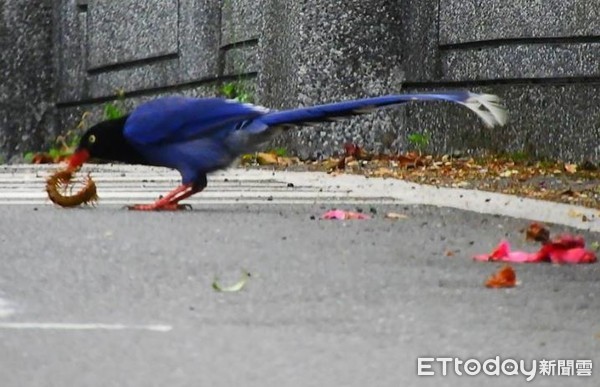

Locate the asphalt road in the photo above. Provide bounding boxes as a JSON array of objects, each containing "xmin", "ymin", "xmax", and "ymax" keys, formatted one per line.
[{"xmin": 0, "ymin": 166, "xmax": 598, "ymax": 387}]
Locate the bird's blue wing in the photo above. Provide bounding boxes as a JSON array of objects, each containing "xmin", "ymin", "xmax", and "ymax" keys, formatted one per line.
[{"xmin": 123, "ymin": 96, "xmax": 269, "ymax": 146}]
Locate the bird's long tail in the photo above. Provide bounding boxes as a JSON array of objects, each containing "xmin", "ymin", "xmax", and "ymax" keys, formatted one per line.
[{"xmin": 257, "ymin": 90, "xmax": 507, "ymax": 130}]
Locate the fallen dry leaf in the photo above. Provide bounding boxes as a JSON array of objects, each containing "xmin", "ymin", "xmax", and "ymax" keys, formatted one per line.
[
  {"xmin": 564, "ymin": 163, "xmax": 578, "ymax": 174},
  {"xmin": 251, "ymin": 143, "xmax": 600, "ymax": 211},
  {"xmin": 525, "ymin": 222, "xmax": 550, "ymax": 243},
  {"xmin": 485, "ymin": 265, "xmax": 517, "ymax": 288},
  {"xmin": 567, "ymin": 209, "xmax": 584, "ymax": 218},
  {"xmin": 372, "ymin": 167, "xmax": 395, "ymax": 177},
  {"xmin": 385, "ymin": 212, "xmax": 408, "ymax": 220},
  {"xmin": 344, "ymin": 143, "xmax": 370, "ymax": 160},
  {"xmin": 277, "ymin": 156, "xmax": 300, "ymax": 167},
  {"xmin": 256, "ymin": 152, "xmax": 279, "ymax": 165},
  {"xmin": 395, "ymin": 153, "xmax": 423, "ymax": 168}
]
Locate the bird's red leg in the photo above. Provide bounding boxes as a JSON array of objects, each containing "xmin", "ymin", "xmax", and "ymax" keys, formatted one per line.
[
  {"xmin": 167, "ymin": 185, "xmax": 204, "ymax": 205},
  {"xmin": 128, "ymin": 184, "xmax": 197, "ymax": 211}
]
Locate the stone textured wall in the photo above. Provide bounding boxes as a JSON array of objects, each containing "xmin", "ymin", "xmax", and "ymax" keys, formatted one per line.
[
  {"xmin": 259, "ymin": 0, "xmax": 405, "ymax": 159},
  {"xmin": 0, "ymin": 0, "xmax": 55, "ymax": 162},
  {"xmin": 1, "ymin": 0, "xmax": 599, "ymax": 161},
  {"xmin": 55, "ymin": 0, "xmax": 222, "ymax": 102},
  {"xmin": 401, "ymin": 0, "xmax": 600, "ymax": 160}
]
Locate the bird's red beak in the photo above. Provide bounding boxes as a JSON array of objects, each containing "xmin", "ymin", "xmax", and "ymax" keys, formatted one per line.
[{"xmin": 67, "ymin": 149, "xmax": 90, "ymax": 172}]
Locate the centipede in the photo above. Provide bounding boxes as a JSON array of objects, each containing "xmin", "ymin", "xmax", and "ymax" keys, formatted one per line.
[{"xmin": 46, "ymin": 169, "xmax": 98, "ymax": 208}]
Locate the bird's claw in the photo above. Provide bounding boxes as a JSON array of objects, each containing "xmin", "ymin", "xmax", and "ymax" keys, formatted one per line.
[{"xmin": 126, "ymin": 203, "xmax": 193, "ymax": 211}]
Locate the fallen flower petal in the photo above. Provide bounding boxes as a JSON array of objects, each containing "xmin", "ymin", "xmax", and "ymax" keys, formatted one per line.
[
  {"xmin": 485, "ymin": 265, "xmax": 517, "ymax": 288},
  {"xmin": 548, "ymin": 247, "xmax": 597, "ymax": 264},
  {"xmin": 322, "ymin": 209, "xmax": 370, "ymax": 220},
  {"xmin": 537, "ymin": 236, "xmax": 597, "ymax": 264},
  {"xmin": 489, "ymin": 240, "xmax": 511, "ymax": 261},
  {"xmin": 476, "ymin": 233, "xmax": 597, "ymax": 264},
  {"xmin": 473, "ymin": 240, "xmax": 511, "ymax": 262},
  {"xmin": 473, "ymin": 240, "xmax": 543, "ymax": 263},
  {"xmin": 506, "ymin": 251, "xmax": 541, "ymax": 263},
  {"xmin": 547, "ymin": 234, "xmax": 585, "ymax": 249}
]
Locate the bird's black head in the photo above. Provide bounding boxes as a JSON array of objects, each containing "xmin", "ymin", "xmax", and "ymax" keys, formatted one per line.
[{"xmin": 68, "ymin": 115, "xmax": 146, "ymax": 170}]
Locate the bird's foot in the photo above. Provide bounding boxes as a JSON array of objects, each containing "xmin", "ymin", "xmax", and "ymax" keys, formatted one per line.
[
  {"xmin": 124, "ymin": 183, "xmax": 202, "ymax": 211},
  {"xmin": 126, "ymin": 203, "xmax": 193, "ymax": 211}
]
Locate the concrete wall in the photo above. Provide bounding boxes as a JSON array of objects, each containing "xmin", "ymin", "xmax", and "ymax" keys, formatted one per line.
[
  {"xmin": 259, "ymin": 0, "xmax": 405, "ymax": 159},
  {"xmin": 400, "ymin": 0, "xmax": 600, "ymax": 160},
  {"xmin": 1, "ymin": 0, "xmax": 599, "ymax": 161},
  {"xmin": 0, "ymin": 0, "xmax": 55, "ymax": 162}
]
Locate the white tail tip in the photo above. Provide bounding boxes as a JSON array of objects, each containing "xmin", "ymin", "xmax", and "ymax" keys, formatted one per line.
[{"xmin": 461, "ymin": 93, "xmax": 508, "ymax": 128}]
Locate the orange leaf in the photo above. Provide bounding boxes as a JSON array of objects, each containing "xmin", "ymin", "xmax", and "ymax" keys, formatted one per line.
[{"xmin": 485, "ymin": 265, "xmax": 517, "ymax": 288}]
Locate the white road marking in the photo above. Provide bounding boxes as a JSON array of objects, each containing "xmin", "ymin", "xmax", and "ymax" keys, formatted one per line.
[
  {"xmin": 0, "ymin": 293, "xmax": 170, "ymax": 333},
  {"xmin": 0, "ymin": 322, "xmax": 172, "ymax": 332},
  {"xmin": 0, "ymin": 164, "xmax": 598, "ymax": 231},
  {"xmin": 0, "ymin": 298, "xmax": 15, "ymax": 318}
]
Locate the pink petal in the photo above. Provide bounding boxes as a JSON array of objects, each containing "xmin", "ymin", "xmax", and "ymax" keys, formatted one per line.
[
  {"xmin": 322, "ymin": 210, "xmax": 346, "ymax": 220},
  {"xmin": 473, "ymin": 240, "xmax": 541, "ymax": 263},
  {"xmin": 505, "ymin": 251, "xmax": 542, "ymax": 263},
  {"xmin": 474, "ymin": 234, "xmax": 597, "ymax": 265},
  {"xmin": 321, "ymin": 210, "xmax": 370, "ymax": 220}
]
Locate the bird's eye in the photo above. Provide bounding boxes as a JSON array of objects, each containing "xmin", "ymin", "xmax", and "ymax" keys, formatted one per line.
[{"xmin": 88, "ymin": 135, "xmax": 96, "ymax": 144}]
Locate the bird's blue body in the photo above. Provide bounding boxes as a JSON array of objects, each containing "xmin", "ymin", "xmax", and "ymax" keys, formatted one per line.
[
  {"xmin": 117, "ymin": 91, "xmax": 506, "ymax": 187},
  {"xmin": 69, "ymin": 90, "xmax": 506, "ymax": 210},
  {"xmin": 123, "ymin": 97, "xmax": 269, "ymax": 184}
]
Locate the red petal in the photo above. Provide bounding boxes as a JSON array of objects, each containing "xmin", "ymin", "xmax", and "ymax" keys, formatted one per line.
[
  {"xmin": 547, "ymin": 247, "xmax": 597, "ymax": 264},
  {"xmin": 489, "ymin": 240, "xmax": 511, "ymax": 260},
  {"xmin": 549, "ymin": 234, "xmax": 585, "ymax": 249}
]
